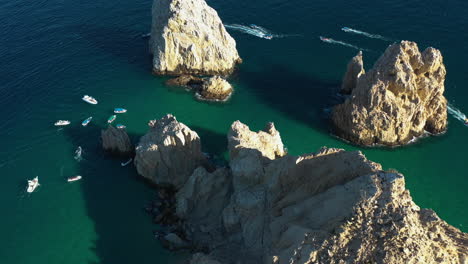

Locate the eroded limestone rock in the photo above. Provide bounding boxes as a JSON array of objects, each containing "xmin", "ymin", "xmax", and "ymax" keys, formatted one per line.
[{"xmin": 101, "ymin": 125, "xmax": 133, "ymax": 156}]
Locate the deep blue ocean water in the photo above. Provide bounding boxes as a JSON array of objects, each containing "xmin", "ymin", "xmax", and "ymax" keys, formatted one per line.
[{"xmin": 1, "ymin": 0, "xmax": 467, "ymax": 263}]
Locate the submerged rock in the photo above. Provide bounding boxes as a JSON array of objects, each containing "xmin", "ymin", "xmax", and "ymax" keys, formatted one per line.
[
  {"xmin": 149, "ymin": 0, "xmax": 241, "ymax": 75},
  {"xmin": 341, "ymin": 50, "xmax": 365, "ymax": 94},
  {"xmin": 198, "ymin": 76, "xmax": 233, "ymax": 101},
  {"xmin": 134, "ymin": 114, "xmax": 207, "ymax": 189},
  {"xmin": 101, "ymin": 125, "xmax": 133, "ymax": 156},
  {"xmin": 332, "ymin": 41, "xmax": 447, "ymax": 146},
  {"xmin": 146, "ymin": 120, "xmax": 466, "ymax": 264}
]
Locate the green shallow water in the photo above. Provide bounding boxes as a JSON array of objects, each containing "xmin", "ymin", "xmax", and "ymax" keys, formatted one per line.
[{"xmin": 1, "ymin": 0, "xmax": 467, "ymax": 263}]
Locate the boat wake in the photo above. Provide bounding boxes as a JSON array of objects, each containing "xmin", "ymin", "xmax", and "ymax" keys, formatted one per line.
[
  {"xmin": 319, "ymin": 36, "xmax": 368, "ymax": 51},
  {"xmin": 341, "ymin": 27, "xmax": 390, "ymax": 41},
  {"xmin": 447, "ymin": 103, "xmax": 467, "ymax": 125},
  {"xmin": 224, "ymin": 24, "xmax": 297, "ymax": 39}
]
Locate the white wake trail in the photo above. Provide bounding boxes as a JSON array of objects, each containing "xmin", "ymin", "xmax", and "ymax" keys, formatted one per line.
[
  {"xmin": 447, "ymin": 103, "xmax": 467, "ymax": 124},
  {"xmin": 341, "ymin": 27, "xmax": 390, "ymax": 41}
]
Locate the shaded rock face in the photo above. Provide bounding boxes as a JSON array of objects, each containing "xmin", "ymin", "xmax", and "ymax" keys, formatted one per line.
[
  {"xmin": 155, "ymin": 120, "xmax": 466, "ymax": 264},
  {"xmin": 332, "ymin": 41, "xmax": 448, "ymax": 146},
  {"xmin": 165, "ymin": 75, "xmax": 203, "ymax": 87},
  {"xmin": 150, "ymin": 0, "xmax": 241, "ymax": 76},
  {"xmin": 341, "ymin": 51, "xmax": 365, "ymax": 94},
  {"xmin": 101, "ymin": 125, "xmax": 133, "ymax": 156},
  {"xmin": 134, "ymin": 114, "xmax": 206, "ymax": 189},
  {"xmin": 198, "ymin": 76, "xmax": 233, "ymax": 101}
]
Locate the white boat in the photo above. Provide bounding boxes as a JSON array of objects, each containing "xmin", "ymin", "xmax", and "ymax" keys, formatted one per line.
[
  {"xmin": 107, "ymin": 115, "xmax": 117, "ymax": 124},
  {"xmin": 27, "ymin": 176, "xmax": 40, "ymax": 193},
  {"xmin": 82, "ymin": 117, "xmax": 93, "ymax": 126},
  {"xmin": 67, "ymin": 175, "xmax": 82, "ymax": 182},
  {"xmin": 116, "ymin": 124, "xmax": 126, "ymax": 129},
  {"xmin": 114, "ymin": 108, "xmax": 127, "ymax": 113},
  {"xmin": 121, "ymin": 158, "xmax": 133, "ymax": 167},
  {"xmin": 54, "ymin": 120, "xmax": 71, "ymax": 126},
  {"xmin": 82, "ymin": 95, "xmax": 98, "ymax": 105}
]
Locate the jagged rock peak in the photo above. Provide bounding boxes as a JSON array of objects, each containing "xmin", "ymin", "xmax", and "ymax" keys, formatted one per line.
[
  {"xmin": 149, "ymin": 0, "xmax": 241, "ymax": 76},
  {"xmin": 332, "ymin": 41, "xmax": 447, "ymax": 146},
  {"xmin": 198, "ymin": 76, "xmax": 233, "ymax": 101},
  {"xmin": 228, "ymin": 120, "xmax": 286, "ymax": 160},
  {"xmin": 134, "ymin": 114, "xmax": 206, "ymax": 188},
  {"xmin": 341, "ymin": 50, "xmax": 365, "ymax": 94}
]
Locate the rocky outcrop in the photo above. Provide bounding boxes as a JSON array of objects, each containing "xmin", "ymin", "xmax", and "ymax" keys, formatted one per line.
[
  {"xmin": 197, "ymin": 76, "xmax": 233, "ymax": 101},
  {"xmin": 341, "ymin": 51, "xmax": 365, "ymax": 94},
  {"xmin": 332, "ymin": 41, "xmax": 448, "ymax": 146},
  {"xmin": 101, "ymin": 125, "xmax": 133, "ymax": 156},
  {"xmin": 149, "ymin": 0, "xmax": 241, "ymax": 76},
  {"xmin": 134, "ymin": 114, "xmax": 206, "ymax": 189},
  {"xmin": 145, "ymin": 119, "xmax": 466, "ymax": 264},
  {"xmin": 165, "ymin": 75, "xmax": 203, "ymax": 87}
]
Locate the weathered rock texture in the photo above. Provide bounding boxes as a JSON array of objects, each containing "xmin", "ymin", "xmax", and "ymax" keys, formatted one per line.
[
  {"xmin": 149, "ymin": 0, "xmax": 241, "ymax": 75},
  {"xmin": 332, "ymin": 41, "xmax": 448, "ymax": 146},
  {"xmin": 101, "ymin": 125, "xmax": 133, "ymax": 156},
  {"xmin": 145, "ymin": 119, "xmax": 466, "ymax": 264},
  {"xmin": 198, "ymin": 76, "xmax": 233, "ymax": 101},
  {"xmin": 165, "ymin": 75, "xmax": 203, "ymax": 87},
  {"xmin": 134, "ymin": 114, "xmax": 206, "ymax": 188},
  {"xmin": 341, "ymin": 51, "xmax": 365, "ymax": 94}
]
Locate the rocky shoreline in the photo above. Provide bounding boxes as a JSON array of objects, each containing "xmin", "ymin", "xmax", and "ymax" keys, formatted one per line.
[{"xmin": 102, "ymin": 114, "xmax": 467, "ymax": 264}]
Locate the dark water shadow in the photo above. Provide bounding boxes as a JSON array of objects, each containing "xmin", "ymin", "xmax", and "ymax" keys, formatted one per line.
[
  {"xmin": 77, "ymin": 24, "xmax": 153, "ymax": 74},
  {"xmin": 237, "ymin": 65, "xmax": 341, "ymax": 135},
  {"xmin": 62, "ymin": 125, "xmax": 187, "ymax": 264},
  {"xmin": 191, "ymin": 125, "xmax": 229, "ymax": 164}
]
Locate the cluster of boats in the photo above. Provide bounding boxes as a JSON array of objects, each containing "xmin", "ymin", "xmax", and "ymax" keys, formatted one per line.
[{"xmin": 54, "ymin": 95, "xmax": 128, "ymax": 127}]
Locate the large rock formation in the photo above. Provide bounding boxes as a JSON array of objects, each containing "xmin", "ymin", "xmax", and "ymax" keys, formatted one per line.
[
  {"xmin": 101, "ymin": 125, "xmax": 133, "ymax": 156},
  {"xmin": 198, "ymin": 76, "xmax": 233, "ymax": 101},
  {"xmin": 134, "ymin": 114, "xmax": 206, "ymax": 188},
  {"xmin": 147, "ymin": 119, "xmax": 466, "ymax": 264},
  {"xmin": 340, "ymin": 51, "xmax": 365, "ymax": 94},
  {"xmin": 332, "ymin": 41, "xmax": 448, "ymax": 146},
  {"xmin": 149, "ymin": 0, "xmax": 241, "ymax": 75}
]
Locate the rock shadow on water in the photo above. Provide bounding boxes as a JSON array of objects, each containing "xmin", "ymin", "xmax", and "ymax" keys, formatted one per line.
[
  {"xmin": 62, "ymin": 125, "xmax": 186, "ymax": 264},
  {"xmin": 239, "ymin": 65, "xmax": 341, "ymax": 134},
  {"xmin": 77, "ymin": 24, "xmax": 153, "ymax": 74},
  {"xmin": 190, "ymin": 125, "xmax": 229, "ymax": 165}
]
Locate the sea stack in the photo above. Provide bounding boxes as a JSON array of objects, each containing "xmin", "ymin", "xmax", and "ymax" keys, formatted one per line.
[
  {"xmin": 134, "ymin": 114, "xmax": 207, "ymax": 189},
  {"xmin": 101, "ymin": 125, "xmax": 133, "ymax": 156},
  {"xmin": 149, "ymin": 0, "xmax": 241, "ymax": 76},
  {"xmin": 332, "ymin": 41, "xmax": 447, "ymax": 146}
]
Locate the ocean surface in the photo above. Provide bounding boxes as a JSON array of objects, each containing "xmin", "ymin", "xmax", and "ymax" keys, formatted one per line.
[{"xmin": 1, "ymin": 0, "xmax": 467, "ymax": 263}]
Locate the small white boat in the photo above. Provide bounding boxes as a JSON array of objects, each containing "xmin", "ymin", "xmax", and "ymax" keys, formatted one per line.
[
  {"xmin": 54, "ymin": 120, "xmax": 71, "ymax": 126},
  {"xmin": 82, "ymin": 117, "xmax": 93, "ymax": 126},
  {"xmin": 116, "ymin": 124, "xmax": 126, "ymax": 129},
  {"xmin": 27, "ymin": 176, "xmax": 40, "ymax": 193},
  {"xmin": 82, "ymin": 95, "xmax": 98, "ymax": 105},
  {"xmin": 141, "ymin": 33, "xmax": 151, "ymax": 38},
  {"xmin": 107, "ymin": 115, "xmax": 117, "ymax": 124},
  {"xmin": 67, "ymin": 175, "xmax": 82, "ymax": 182},
  {"xmin": 121, "ymin": 158, "xmax": 133, "ymax": 167},
  {"xmin": 114, "ymin": 108, "xmax": 127, "ymax": 114}
]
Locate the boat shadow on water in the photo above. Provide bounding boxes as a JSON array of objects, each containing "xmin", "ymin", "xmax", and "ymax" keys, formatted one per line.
[{"xmin": 62, "ymin": 125, "xmax": 188, "ymax": 264}]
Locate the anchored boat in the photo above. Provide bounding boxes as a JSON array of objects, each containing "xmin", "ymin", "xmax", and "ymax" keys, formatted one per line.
[
  {"xmin": 114, "ymin": 108, "xmax": 127, "ymax": 113},
  {"xmin": 82, "ymin": 95, "xmax": 98, "ymax": 105},
  {"xmin": 27, "ymin": 176, "xmax": 40, "ymax": 193},
  {"xmin": 116, "ymin": 124, "xmax": 126, "ymax": 129},
  {"xmin": 107, "ymin": 115, "xmax": 117, "ymax": 124},
  {"xmin": 54, "ymin": 120, "xmax": 70, "ymax": 126},
  {"xmin": 81, "ymin": 117, "xmax": 93, "ymax": 126},
  {"xmin": 67, "ymin": 175, "xmax": 82, "ymax": 182}
]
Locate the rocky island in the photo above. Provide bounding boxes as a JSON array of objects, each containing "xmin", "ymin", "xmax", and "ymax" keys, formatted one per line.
[
  {"xmin": 332, "ymin": 41, "xmax": 448, "ymax": 146},
  {"xmin": 110, "ymin": 115, "xmax": 467, "ymax": 264},
  {"xmin": 149, "ymin": 0, "xmax": 240, "ymax": 101}
]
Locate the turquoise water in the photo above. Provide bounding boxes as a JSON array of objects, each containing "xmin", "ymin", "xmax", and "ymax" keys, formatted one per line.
[{"xmin": 1, "ymin": 0, "xmax": 467, "ymax": 263}]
